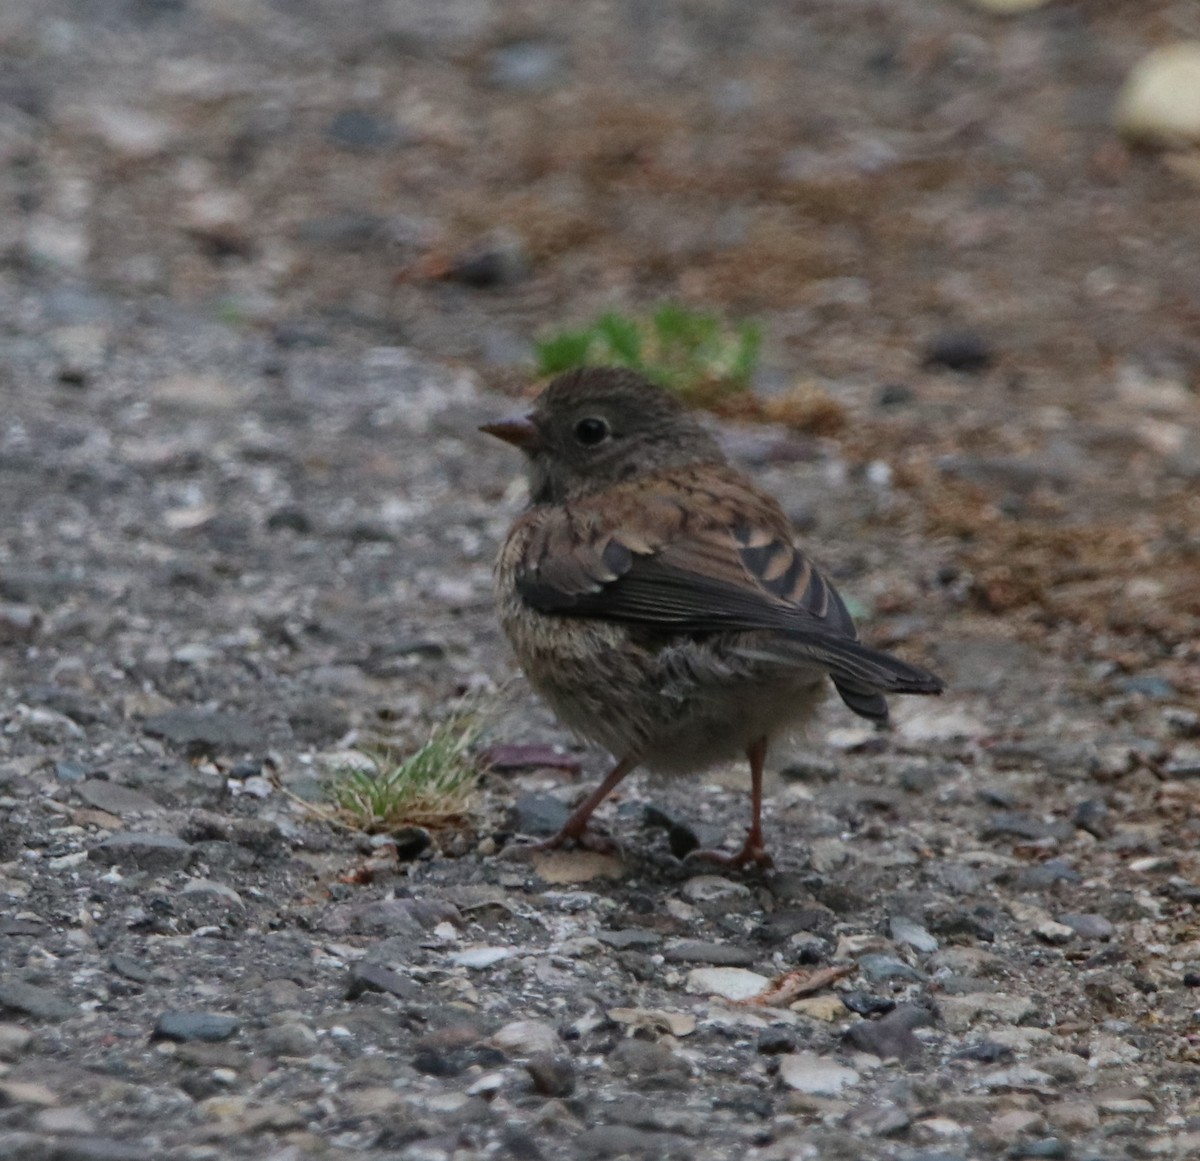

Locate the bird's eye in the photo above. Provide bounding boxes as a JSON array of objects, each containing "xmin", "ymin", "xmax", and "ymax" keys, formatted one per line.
[{"xmin": 573, "ymin": 416, "xmax": 611, "ymax": 447}]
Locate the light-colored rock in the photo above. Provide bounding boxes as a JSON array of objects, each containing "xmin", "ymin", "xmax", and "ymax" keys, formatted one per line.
[
  {"xmin": 1116, "ymin": 43, "xmax": 1200, "ymax": 147},
  {"xmin": 1047, "ymin": 1101, "xmax": 1100, "ymax": 1132},
  {"xmin": 684, "ymin": 967, "xmax": 771, "ymax": 1002},
  {"xmin": 608, "ymin": 1008, "xmax": 697, "ymax": 1038},
  {"xmin": 789, "ymin": 995, "xmax": 847, "ymax": 1022},
  {"xmin": 779, "ymin": 1052, "xmax": 861, "ymax": 1096},
  {"xmin": 450, "ymin": 946, "xmax": 516, "ymax": 969},
  {"xmin": 491, "ymin": 1019, "xmax": 560, "ymax": 1057},
  {"xmin": 531, "ymin": 850, "xmax": 624, "ymax": 884},
  {"xmin": 889, "ymin": 916, "xmax": 939, "ymax": 953},
  {"xmin": 681, "ymin": 875, "xmax": 751, "ymax": 903},
  {"xmin": 939, "ymin": 992, "xmax": 1036, "ymax": 1032}
]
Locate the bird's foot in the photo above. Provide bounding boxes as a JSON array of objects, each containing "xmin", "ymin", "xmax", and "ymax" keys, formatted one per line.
[
  {"xmin": 685, "ymin": 834, "xmax": 774, "ymax": 870},
  {"xmin": 519, "ymin": 826, "xmax": 621, "ymax": 857}
]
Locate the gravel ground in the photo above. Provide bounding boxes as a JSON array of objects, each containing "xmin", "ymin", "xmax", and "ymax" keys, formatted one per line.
[{"xmin": 1, "ymin": 2, "xmax": 1200, "ymax": 1160}]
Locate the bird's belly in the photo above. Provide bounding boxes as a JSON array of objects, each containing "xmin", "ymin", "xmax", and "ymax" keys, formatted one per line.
[{"xmin": 500, "ymin": 598, "xmax": 826, "ymax": 772}]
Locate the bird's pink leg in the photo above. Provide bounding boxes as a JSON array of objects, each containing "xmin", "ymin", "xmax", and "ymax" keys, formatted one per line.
[
  {"xmin": 531, "ymin": 754, "xmax": 639, "ymax": 853},
  {"xmin": 687, "ymin": 736, "xmax": 774, "ymax": 869}
]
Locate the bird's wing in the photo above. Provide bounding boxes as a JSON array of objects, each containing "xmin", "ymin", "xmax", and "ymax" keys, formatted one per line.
[{"xmin": 514, "ymin": 465, "xmax": 943, "ymax": 711}]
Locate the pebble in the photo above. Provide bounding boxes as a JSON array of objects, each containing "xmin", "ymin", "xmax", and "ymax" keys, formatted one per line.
[
  {"xmin": 325, "ymin": 109, "xmax": 404, "ymax": 152},
  {"xmin": 1116, "ymin": 42, "xmax": 1200, "ymax": 147},
  {"xmin": 938, "ymin": 993, "xmax": 1036, "ymax": 1032},
  {"xmin": 0, "ymin": 1025, "xmax": 33, "ymax": 1059},
  {"xmin": 1046, "ymin": 1100, "xmax": 1099, "ymax": 1131},
  {"xmin": 663, "ymin": 939, "xmax": 755, "ymax": 966},
  {"xmin": 681, "ymin": 876, "xmax": 751, "ymax": 903},
  {"xmin": 778, "ymin": 1052, "xmax": 861, "ymax": 1096},
  {"xmin": 0, "ymin": 980, "xmax": 76, "ymax": 1022},
  {"xmin": 889, "ymin": 916, "xmax": 939, "ymax": 953},
  {"xmin": 923, "ymin": 331, "xmax": 994, "ymax": 373},
  {"xmin": 790, "ymin": 995, "xmax": 847, "ymax": 1022},
  {"xmin": 153, "ymin": 1012, "xmax": 239, "ymax": 1043},
  {"xmin": 450, "ymin": 946, "xmax": 516, "ymax": 969},
  {"xmin": 858, "ymin": 954, "xmax": 926, "ymax": 984},
  {"xmin": 260, "ymin": 1021, "xmax": 317, "ymax": 1056},
  {"xmin": 491, "ymin": 1019, "xmax": 560, "ymax": 1057},
  {"xmin": 509, "ymin": 792, "xmax": 571, "ymax": 837},
  {"xmin": 34, "ymin": 1106, "xmax": 97, "ymax": 1134},
  {"xmin": 88, "ymin": 833, "xmax": 195, "ymax": 872},
  {"xmin": 142, "ymin": 708, "xmax": 260, "ymax": 754},
  {"xmin": 843, "ymin": 1003, "xmax": 931, "ymax": 1062},
  {"xmin": 525, "ymin": 1052, "xmax": 575, "ymax": 1097},
  {"xmin": 1057, "ymin": 912, "xmax": 1113, "ymax": 940},
  {"xmin": 685, "ymin": 967, "xmax": 771, "ymax": 1001},
  {"xmin": 74, "ymin": 780, "xmax": 160, "ymax": 816},
  {"xmin": 487, "ymin": 41, "xmax": 568, "ymax": 92},
  {"xmin": 345, "ymin": 961, "xmax": 422, "ymax": 1002}
]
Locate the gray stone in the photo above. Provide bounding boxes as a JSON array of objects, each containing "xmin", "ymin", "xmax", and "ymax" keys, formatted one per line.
[
  {"xmin": 843, "ymin": 1004, "xmax": 931, "ymax": 1062},
  {"xmin": 88, "ymin": 833, "xmax": 194, "ymax": 872},
  {"xmin": 779, "ymin": 1052, "xmax": 861, "ymax": 1095},
  {"xmin": 1057, "ymin": 912, "xmax": 1114, "ymax": 940},
  {"xmin": 153, "ymin": 1012, "xmax": 239, "ymax": 1042},
  {"xmin": 142, "ymin": 708, "xmax": 260, "ymax": 754},
  {"xmin": 325, "ymin": 109, "xmax": 405, "ymax": 151},
  {"xmin": 75, "ymin": 779, "xmax": 160, "ymax": 816},
  {"xmin": 888, "ymin": 916, "xmax": 939, "ymax": 954},
  {"xmin": 858, "ymin": 954, "xmax": 926, "ymax": 984},
  {"xmin": 488, "ymin": 41, "xmax": 568, "ymax": 92},
  {"xmin": 597, "ymin": 929, "xmax": 662, "ymax": 950},
  {"xmin": 346, "ymin": 962, "xmax": 422, "ymax": 1002},
  {"xmin": 662, "ymin": 939, "xmax": 755, "ymax": 966},
  {"xmin": 0, "ymin": 980, "xmax": 76, "ymax": 1021},
  {"xmin": 525, "ymin": 1052, "xmax": 575, "ymax": 1096}
]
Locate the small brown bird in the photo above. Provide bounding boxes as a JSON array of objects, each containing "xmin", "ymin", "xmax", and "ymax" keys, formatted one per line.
[{"xmin": 482, "ymin": 367, "xmax": 944, "ymax": 866}]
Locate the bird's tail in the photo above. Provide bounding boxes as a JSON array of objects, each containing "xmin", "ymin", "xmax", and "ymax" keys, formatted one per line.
[{"xmin": 736, "ymin": 633, "xmax": 944, "ymax": 726}]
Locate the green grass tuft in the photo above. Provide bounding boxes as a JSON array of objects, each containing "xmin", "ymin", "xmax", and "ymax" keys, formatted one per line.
[
  {"xmin": 534, "ymin": 305, "xmax": 761, "ymax": 403},
  {"xmin": 324, "ymin": 712, "xmax": 481, "ymax": 834}
]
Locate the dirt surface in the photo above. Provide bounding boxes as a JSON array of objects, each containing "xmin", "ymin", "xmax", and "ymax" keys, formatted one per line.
[{"xmin": 1, "ymin": 2, "xmax": 1200, "ymax": 1160}]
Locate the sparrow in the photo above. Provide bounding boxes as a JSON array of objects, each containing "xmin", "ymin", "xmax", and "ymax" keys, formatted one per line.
[{"xmin": 482, "ymin": 367, "xmax": 944, "ymax": 867}]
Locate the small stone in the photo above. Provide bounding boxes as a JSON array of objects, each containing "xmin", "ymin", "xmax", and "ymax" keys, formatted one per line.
[
  {"xmin": 33, "ymin": 1106, "xmax": 96, "ymax": 1135},
  {"xmin": 681, "ymin": 876, "xmax": 751, "ymax": 903},
  {"xmin": 260, "ymin": 1021, "xmax": 317, "ymax": 1056},
  {"xmin": 142, "ymin": 709, "xmax": 260, "ymax": 755},
  {"xmin": 0, "ymin": 980, "xmax": 76, "ymax": 1022},
  {"xmin": 663, "ymin": 939, "xmax": 755, "ymax": 967},
  {"xmin": 923, "ymin": 331, "xmax": 994, "ymax": 373},
  {"xmin": 1116, "ymin": 42, "xmax": 1200, "ymax": 147},
  {"xmin": 525, "ymin": 1052, "xmax": 575, "ymax": 1097},
  {"xmin": 684, "ymin": 967, "xmax": 771, "ymax": 1002},
  {"xmin": 889, "ymin": 916, "xmax": 939, "ymax": 953},
  {"xmin": 153, "ymin": 1012, "xmax": 239, "ymax": 1043},
  {"xmin": 778, "ymin": 1052, "xmax": 861, "ymax": 1096},
  {"xmin": 51, "ymin": 325, "xmax": 109, "ymax": 384},
  {"xmin": 1008, "ymin": 1140, "xmax": 1069, "ymax": 1160},
  {"xmin": 0, "ymin": 1080, "xmax": 58, "ymax": 1106},
  {"xmin": 346, "ymin": 961, "xmax": 421, "ymax": 1002},
  {"xmin": 325, "ymin": 109, "xmax": 404, "ymax": 151},
  {"xmin": 938, "ymin": 993, "xmax": 1036, "ymax": 1032},
  {"xmin": 74, "ymin": 780, "xmax": 160, "ymax": 816},
  {"xmin": 89, "ymin": 833, "xmax": 195, "ymax": 872},
  {"xmin": 843, "ymin": 1003, "xmax": 931, "ymax": 1062},
  {"xmin": 450, "ymin": 946, "xmax": 516, "ymax": 969},
  {"xmin": 488, "ymin": 41, "xmax": 568, "ymax": 92},
  {"xmin": 1057, "ymin": 912, "xmax": 1113, "ymax": 940},
  {"xmin": 598, "ymin": 929, "xmax": 662, "ymax": 951},
  {"xmin": 0, "ymin": 1025, "xmax": 33, "ymax": 1059},
  {"xmin": 509, "ymin": 792, "xmax": 571, "ymax": 837},
  {"xmin": 1096, "ymin": 1094, "xmax": 1155, "ymax": 1114},
  {"xmin": 858, "ymin": 954, "xmax": 926, "ymax": 984},
  {"xmin": 608, "ymin": 1039, "xmax": 690, "ymax": 1087},
  {"xmin": 1046, "ymin": 1101, "xmax": 1099, "ymax": 1132},
  {"xmin": 790, "ymin": 994, "xmax": 848, "ymax": 1022},
  {"xmin": 757, "ymin": 1028, "xmax": 797, "ymax": 1055},
  {"xmin": 990, "ymin": 1108, "xmax": 1045, "ymax": 1138},
  {"xmin": 1034, "ymin": 920, "xmax": 1075, "ymax": 945},
  {"xmin": 491, "ymin": 1020, "xmax": 560, "ymax": 1058}
]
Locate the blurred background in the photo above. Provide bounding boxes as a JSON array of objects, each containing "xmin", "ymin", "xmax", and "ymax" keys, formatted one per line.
[{"xmin": 0, "ymin": 0, "xmax": 1197, "ymax": 699}]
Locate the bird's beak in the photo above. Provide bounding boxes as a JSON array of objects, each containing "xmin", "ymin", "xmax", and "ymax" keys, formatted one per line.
[{"xmin": 479, "ymin": 413, "xmax": 541, "ymax": 451}]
